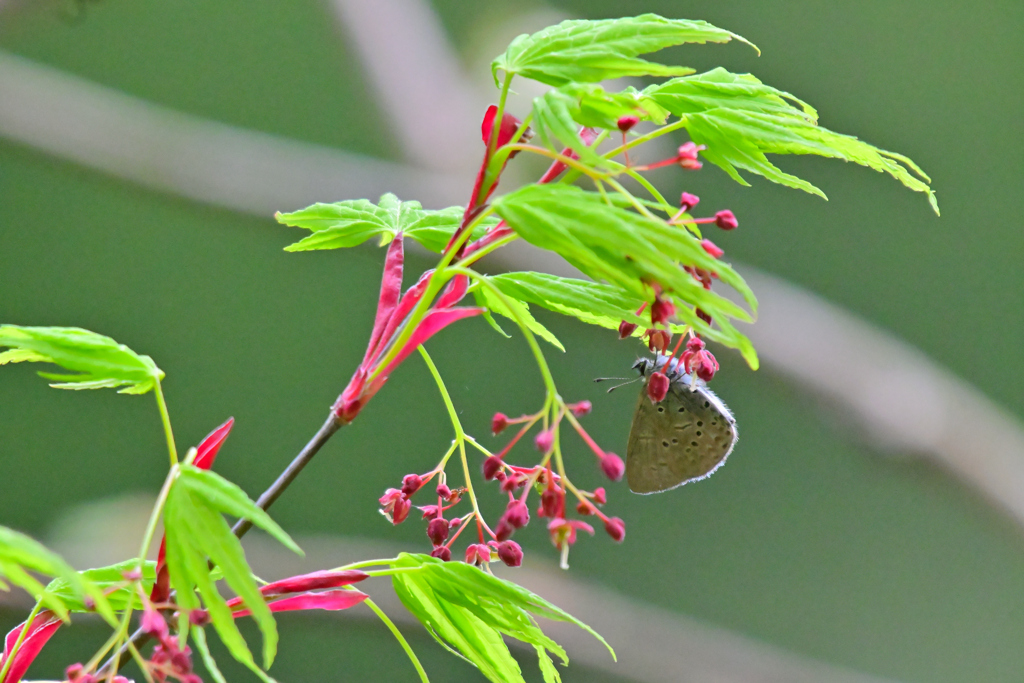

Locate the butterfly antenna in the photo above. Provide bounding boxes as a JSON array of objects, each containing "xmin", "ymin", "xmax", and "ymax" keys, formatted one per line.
[{"xmin": 602, "ymin": 376, "xmax": 642, "ymax": 393}]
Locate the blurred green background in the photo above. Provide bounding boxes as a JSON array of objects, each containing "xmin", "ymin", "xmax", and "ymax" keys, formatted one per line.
[{"xmin": 1, "ymin": 1, "xmax": 1022, "ymax": 682}]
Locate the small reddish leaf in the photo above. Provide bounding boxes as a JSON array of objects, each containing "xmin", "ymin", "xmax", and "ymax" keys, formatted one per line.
[
  {"xmin": 379, "ymin": 307, "xmax": 483, "ymax": 378},
  {"xmin": 1, "ymin": 612, "xmax": 61, "ymax": 683},
  {"xmin": 435, "ymin": 274, "xmax": 469, "ymax": 310},
  {"xmin": 369, "ymin": 270, "xmax": 434, "ymax": 366},
  {"xmin": 260, "ymin": 570, "xmax": 369, "ymax": 597},
  {"xmin": 232, "ymin": 590, "xmax": 368, "ymax": 618},
  {"xmin": 363, "ymin": 233, "xmax": 405, "ymax": 365},
  {"xmin": 194, "ymin": 417, "xmax": 235, "ymax": 470},
  {"xmin": 481, "ymin": 104, "xmax": 522, "ymax": 149}
]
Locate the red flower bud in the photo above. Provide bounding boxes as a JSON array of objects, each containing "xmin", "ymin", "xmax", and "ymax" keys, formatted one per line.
[
  {"xmin": 449, "ymin": 517, "xmax": 462, "ymax": 529},
  {"xmin": 497, "ymin": 540, "xmax": 524, "ymax": 567},
  {"xmin": 676, "ymin": 142, "xmax": 705, "ymax": 170},
  {"xmin": 540, "ymin": 488, "xmax": 562, "ymax": 518},
  {"xmin": 686, "ymin": 336, "xmax": 705, "ymax": 352},
  {"xmin": 534, "ymin": 430, "xmax": 554, "ymax": 453},
  {"xmin": 504, "ymin": 500, "xmax": 530, "ymax": 528},
  {"xmin": 617, "ymin": 115, "xmax": 640, "ymax": 132},
  {"xmin": 696, "ymin": 352, "xmax": 719, "ymax": 382},
  {"xmin": 604, "ymin": 517, "xmax": 626, "ymax": 542},
  {"xmin": 569, "ymin": 400, "xmax": 592, "ymax": 417},
  {"xmin": 188, "ymin": 609, "xmax": 210, "ymax": 627},
  {"xmin": 401, "ymin": 474, "xmax": 423, "ymax": 497},
  {"xmin": 576, "ymin": 500, "xmax": 594, "ymax": 515},
  {"xmin": 482, "ymin": 456, "xmax": 503, "ymax": 480},
  {"xmin": 647, "ymin": 329, "xmax": 671, "ymax": 353},
  {"xmin": 494, "ymin": 519, "xmax": 515, "ymax": 541},
  {"xmin": 430, "ymin": 546, "xmax": 452, "ymax": 562},
  {"xmin": 601, "ymin": 453, "xmax": 626, "ymax": 482},
  {"xmin": 491, "ymin": 412, "xmax": 510, "ymax": 435},
  {"xmin": 392, "ymin": 497, "xmax": 411, "ymax": 525},
  {"xmin": 66, "ymin": 664, "xmax": 86, "ymax": 682},
  {"xmin": 427, "ymin": 517, "xmax": 449, "ymax": 546},
  {"xmin": 700, "ymin": 239, "xmax": 724, "ymax": 258},
  {"xmin": 715, "ymin": 210, "xmax": 738, "ymax": 230},
  {"xmin": 592, "ymin": 487, "xmax": 607, "ymax": 505},
  {"xmin": 679, "ymin": 192, "xmax": 700, "ymax": 210},
  {"xmin": 650, "ymin": 296, "xmax": 675, "ymax": 325},
  {"xmin": 436, "ymin": 483, "xmax": 451, "ymax": 499},
  {"xmin": 646, "ymin": 371, "xmax": 670, "ymax": 403},
  {"xmin": 618, "ymin": 320, "xmax": 638, "ymax": 338}
]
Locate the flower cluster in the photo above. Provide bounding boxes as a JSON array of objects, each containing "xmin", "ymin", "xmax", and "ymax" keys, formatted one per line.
[
  {"xmin": 613, "ymin": 142, "xmax": 733, "ymax": 396},
  {"xmin": 376, "ymin": 396, "xmax": 627, "ymax": 570}
]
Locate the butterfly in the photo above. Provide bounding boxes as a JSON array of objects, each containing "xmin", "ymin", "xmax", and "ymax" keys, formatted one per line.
[{"xmin": 625, "ymin": 355, "xmax": 738, "ymax": 494}]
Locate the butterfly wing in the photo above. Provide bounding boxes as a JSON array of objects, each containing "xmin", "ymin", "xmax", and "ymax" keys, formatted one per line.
[{"xmin": 626, "ymin": 376, "xmax": 738, "ymax": 494}]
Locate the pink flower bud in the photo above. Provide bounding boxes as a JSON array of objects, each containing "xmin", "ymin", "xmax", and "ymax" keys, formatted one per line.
[
  {"xmin": 604, "ymin": 517, "xmax": 626, "ymax": 542},
  {"xmin": 617, "ymin": 115, "xmax": 640, "ymax": 132},
  {"xmin": 418, "ymin": 504, "xmax": 440, "ymax": 519},
  {"xmin": 188, "ymin": 609, "xmax": 210, "ymax": 627},
  {"xmin": 679, "ymin": 192, "xmax": 700, "ymax": 210},
  {"xmin": 601, "ymin": 453, "xmax": 626, "ymax": 482},
  {"xmin": 500, "ymin": 475, "xmax": 521, "ymax": 492},
  {"xmin": 592, "ymin": 487, "xmax": 607, "ymax": 505},
  {"xmin": 401, "ymin": 474, "xmax": 423, "ymax": 497},
  {"xmin": 482, "ymin": 456, "xmax": 503, "ymax": 480},
  {"xmin": 436, "ymin": 483, "xmax": 451, "ymax": 498},
  {"xmin": 121, "ymin": 569, "xmax": 142, "ymax": 581},
  {"xmin": 430, "ymin": 546, "xmax": 451, "ymax": 562},
  {"xmin": 66, "ymin": 664, "xmax": 86, "ymax": 682},
  {"xmin": 677, "ymin": 142, "xmax": 704, "ymax": 170},
  {"xmin": 569, "ymin": 400, "xmax": 592, "ymax": 417},
  {"xmin": 497, "ymin": 540, "xmax": 524, "ymax": 567},
  {"xmin": 491, "ymin": 412, "xmax": 510, "ymax": 435},
  {"xmin": 715, "ymin": 210, "xmax": 738, "ymax": 230},
  {"xmin": 449, "ymin": 517, "xmax": 462, "ymax": 529},
  {"xmin": 686, "ymin": 336, "xmax": 705, "ymax": 352},
  {"xmin": 141, "ymin": 605, "xmax": 168, "ymax": 639},
  {"xmin": 700, "ymin": 239, "xmax": 724, "ymax": 258},
  {"xmin": 650, "ymin": 296, "xmax": 675, "ymax": 325},
  {"xmin": 427, "ymin": 517, "xmax": 449, "ymax": 546},
  {"xmin": 111, "ymin": 676, "xmax": 131, "ymax": 683},
  {"xmin": 618, "ymin": 320, "xmax": 638, "ymax": 338},
  {"xmin": 534, "ymin": 430, "xmax": 554, "ymax": 453},
  {"xmin": 465, "ymin": 543, "xmax": 492, "ymax": 565},
  {"xmin": 504, "ymin": 500, "xmax": 530, "ymax": 528},
  {"xmin": 646, "ymin": 371, "xmax": 670, "ymax": 403},
  {"xmin": 576, "ymin": 500, "xmax": 594, "ymax": 515}
]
